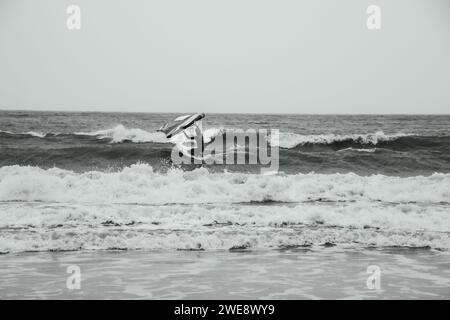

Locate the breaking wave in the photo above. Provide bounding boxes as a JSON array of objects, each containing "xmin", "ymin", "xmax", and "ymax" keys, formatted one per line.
[
  {"xmin": 276, "ymin": 131, "xmax": 414, "ymax": 149},
  {"xmin": 0, "ymin": 164, "xmax": 448, "ymax": 253},
  {"xmin": 0, "ymin": 199, "xmax": 449, "ymax": 253},
  {"xmin": 0, "ymin": 130, "xmax": 48, "ymax": 139},
  {"xmin": 2, "ymin": 126, "xmax": 449, "ymax": 152},
  {"xmin": 1, "ymin": 127, "xmax": 450, "ymax": 175},
  {"xmin": 0, "ymin": 164, "xmax": 448, "ymax": 205},
  {"xmin": 74, "ymin": 125, "xmax": 168, "ymax": 143},
  {"xmin": 1, "ymin": 125, "xmax": 222, "ymax": 144}
]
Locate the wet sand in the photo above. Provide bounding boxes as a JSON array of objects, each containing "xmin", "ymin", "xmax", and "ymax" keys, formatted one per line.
[{"xmin": 0, "ymin": 248, "xmax": 449, "ymax": 299}]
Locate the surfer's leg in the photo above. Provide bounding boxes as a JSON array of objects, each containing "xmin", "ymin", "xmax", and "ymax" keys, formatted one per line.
[{"xmin": 190, "ymin": 147, "xmax": 195, "ymax": 164}]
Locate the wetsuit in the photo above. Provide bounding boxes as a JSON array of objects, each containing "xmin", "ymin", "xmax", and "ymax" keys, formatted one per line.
[{"xmin": 190, "ymin": 134, "xmax": 204, "ymax": 158}]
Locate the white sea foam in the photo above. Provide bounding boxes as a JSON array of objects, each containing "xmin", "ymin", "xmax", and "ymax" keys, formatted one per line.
[
  {"xmin": 276, "ymin": 131, "xmax": 413, "ymax": 149},
  {"xmin": 24, "ymin": 131, "xmax": 46, "ymax": 138},
  {"xmin": 0, "ymin": 202, "xmax": 448, "ymax": 252},
  {"xmin": 1, "ymin": 202, "xmax": 448, "ymax": 233},
  {"xmin": 0, "ymin": 126, "xmax": 418, "ymax": 149},
  {"xmin": 0, "ymin": 165, "xmax": 448, "ymax": 253},
  {"xmin": 74, "ymin": 125, "xmax": 224, "ymax": 145},
  {"xmin": 74, "ymin": 124, "xmax": 168, "ymax": 143},
  {"xmin": 74, "ymin": 126, "xmax": 414, "ymax": 148},
  {"xmin": 0, "ymin": 164, "xmax": 448, "ymax": 205},
  {"xmin": 0, "ymin": 130, "xmax": 46, "ymax": 138},
  {"xmin": 337, "ymin": 147, "xmax": 377, "ymax": 153}
]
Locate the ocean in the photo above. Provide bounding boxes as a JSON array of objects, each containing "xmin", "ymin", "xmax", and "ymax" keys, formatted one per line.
[{"xmin": 0, "ymin": 111, "xmax": 449, "ymax": 299}]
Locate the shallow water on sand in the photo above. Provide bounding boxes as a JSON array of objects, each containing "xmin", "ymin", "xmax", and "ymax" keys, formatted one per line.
[{"xmin": 0, "ymin": 248, "xmax": 449, "ymax": 299}]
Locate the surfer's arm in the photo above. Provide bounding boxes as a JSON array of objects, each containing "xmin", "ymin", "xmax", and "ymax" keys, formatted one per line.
[
  {"xmin": 183, "ymin": 131, "xmax": 191, "ymax": 139},
  {"xmin": 204, "ymin": 136, "xmax": 215, "ymax": 147}
]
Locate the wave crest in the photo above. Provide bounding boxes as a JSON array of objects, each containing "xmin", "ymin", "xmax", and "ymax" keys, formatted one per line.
[
  {"xmin": 74, "ymin": 125, "xmax": 167, "ymax": 143},
  {"xmin": 0, "ymin": 165, "xmax": 449, "ymax": 253},
  {"xmin": 0, "ymin": 164, "xmax": 448, "ymax": 204},
  {"xmin": 276, "ymin": 131, "xmax": 413, "ymax": 149}
]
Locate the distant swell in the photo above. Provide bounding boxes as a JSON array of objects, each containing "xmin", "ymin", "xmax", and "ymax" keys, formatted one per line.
[
  {"xmin": 286, "ymin": 135, "xmax": 450, "ymax": 153},
  {"xmin": 2, "ymin": 126, "xmax": 448, "ymax": 149},
  {"xmin": 0, "ymin": 125, "xmax": 224, "ymax": 144},
  {"xmin": 1, "ymin": 127, "xmax": 449, "ymax": 175}
]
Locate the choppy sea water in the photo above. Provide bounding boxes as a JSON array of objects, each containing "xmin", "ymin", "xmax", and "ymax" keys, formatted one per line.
[{"xmin": 0, "ymin": 111, "xmax": 449, "ymax": 299}]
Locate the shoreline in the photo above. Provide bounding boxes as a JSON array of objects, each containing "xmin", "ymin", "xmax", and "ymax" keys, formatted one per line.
[{"xmin": 1, "ymin": 248, "xmax": 448, "ymax": 299}]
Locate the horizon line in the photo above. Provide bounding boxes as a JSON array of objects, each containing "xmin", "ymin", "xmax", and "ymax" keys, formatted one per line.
[{"xmin": 1, "ymin": 107, "xmax": 449, "ymax": 116}]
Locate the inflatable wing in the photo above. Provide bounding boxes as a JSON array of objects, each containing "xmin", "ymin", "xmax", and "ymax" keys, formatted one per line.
[{"xmin": 157, "ymin": 113, "xmax": 205, "ymax": 138}]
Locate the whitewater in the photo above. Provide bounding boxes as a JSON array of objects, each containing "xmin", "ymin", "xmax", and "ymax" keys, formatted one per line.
[
  {"xmin": 0, "ymin": 125, "xmax": 419, "ymax": 148},
  {"xmin": 0, "ymin": 164, "xmax": 449, "ymax": 253},
  {"xmin": 0, "ymin": 112, "xmax": 449, "ymax": 254}
]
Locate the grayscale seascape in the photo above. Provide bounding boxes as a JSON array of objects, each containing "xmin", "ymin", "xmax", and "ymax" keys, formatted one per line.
[{"xmin": 0, "ymin": 112, "xmax": 449, "ymax": 299}]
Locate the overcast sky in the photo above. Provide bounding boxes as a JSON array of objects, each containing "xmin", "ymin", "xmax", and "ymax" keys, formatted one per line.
[{"xmin": 0, "ymin": 0, "xmax": 449, "ymax": 114}]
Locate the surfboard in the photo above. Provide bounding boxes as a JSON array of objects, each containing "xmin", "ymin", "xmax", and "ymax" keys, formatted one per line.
[{"xmin": 157, "ymin": 113, "xmax": 205, "ymax": 138}]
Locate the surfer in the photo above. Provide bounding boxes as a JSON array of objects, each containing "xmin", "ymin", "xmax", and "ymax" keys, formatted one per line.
[
  {"xmin": 182, "ymin": 123, "xmax": 215, "ymax": 158},
  {"xmin": 157, "ymin": 113, "xmax": 215, "ymax": 161}
]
